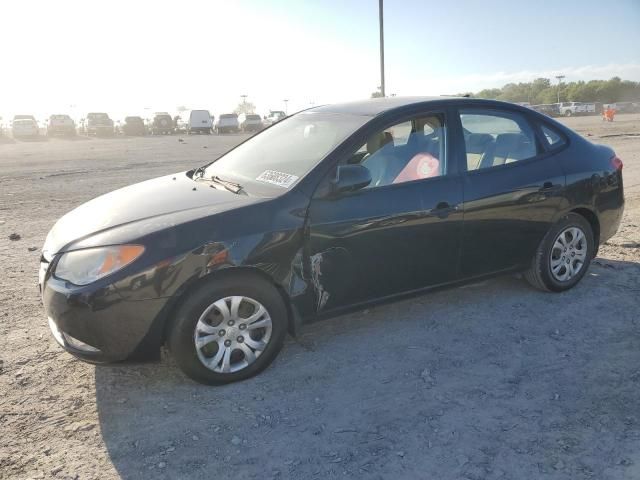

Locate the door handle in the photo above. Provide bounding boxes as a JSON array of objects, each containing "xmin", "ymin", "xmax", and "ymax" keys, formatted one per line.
[
  {"xmin": 430, "ymin": 202, "xmax": 458, "ymax": 218},
  {"xmin": 540, "ymin": 181, "xmax": 561, "ymax": 192}
]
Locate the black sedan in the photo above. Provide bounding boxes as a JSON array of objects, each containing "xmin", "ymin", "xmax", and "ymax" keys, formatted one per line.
[
  {"xmin": 121, "ymin": 116, "xmax": 146, "ymax": 136},
  {"xmin": 40, "ymin": 97, "xmax": 625, "ymax": 385}
]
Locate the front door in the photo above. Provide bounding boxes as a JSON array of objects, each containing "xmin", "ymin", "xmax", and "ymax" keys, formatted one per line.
[{"xmin": 306, "ymin": 111, "xmax": 463, "ymax": 313}]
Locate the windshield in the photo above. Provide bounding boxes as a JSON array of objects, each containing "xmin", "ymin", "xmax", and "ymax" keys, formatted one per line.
[{"xmin": 203, "ymin": 112, "xmax": 368, "ymax": 195}]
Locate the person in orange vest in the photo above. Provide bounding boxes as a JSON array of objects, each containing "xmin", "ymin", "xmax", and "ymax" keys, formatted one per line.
[{"xmin": 603, "ymin": 105, "xmax": 616, "ymax": 122}]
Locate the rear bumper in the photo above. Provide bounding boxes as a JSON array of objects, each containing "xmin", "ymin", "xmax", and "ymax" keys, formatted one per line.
[
  {"xmin": 48, "ymin": 126, "xmax": 75, "ymax": 135},
  {"xmin": 13, "ymin": 129, "xmax": 39, "ymax": 136},
  {"xmin": 599, "ymin": 200, "xmax": 624, "ymax": 245},
  {"xmin": 87, "ymin": 126, "xmax": 114, "ymax": 135},
  {"xmin": 42, "ymin": 275, "xmax": 168, "ymax": 362}
]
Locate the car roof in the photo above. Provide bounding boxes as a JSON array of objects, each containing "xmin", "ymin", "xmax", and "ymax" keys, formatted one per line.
[{"xmin": 307, "ymin": 96, "xmax": 528, "ymax": 116}]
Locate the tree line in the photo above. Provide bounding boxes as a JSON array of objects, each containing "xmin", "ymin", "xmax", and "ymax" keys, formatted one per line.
[{"xmin": 466, "ymin": 77, "xmax": 640, "ymax": 105}]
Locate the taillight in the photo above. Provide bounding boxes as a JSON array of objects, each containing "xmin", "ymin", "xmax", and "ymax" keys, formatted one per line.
[{"xmin": 611, "ymin": 155, "xmax": 623, "ymax": 171}]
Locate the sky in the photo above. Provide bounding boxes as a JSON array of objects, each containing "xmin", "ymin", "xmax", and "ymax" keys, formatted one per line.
[{"xmin": 1, "ymin": 0, "xmax": 639, "ymax": 121}]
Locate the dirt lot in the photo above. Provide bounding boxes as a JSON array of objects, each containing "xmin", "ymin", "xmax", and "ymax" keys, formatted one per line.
[{"xmin": 1, "ymin": 115, "xmax": 639, "ymax": 480}]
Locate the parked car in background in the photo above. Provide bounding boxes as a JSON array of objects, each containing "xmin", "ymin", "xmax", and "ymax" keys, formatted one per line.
[
  {"xmin": 86, "ymin": 113, "xmax": 114, "ymax": 136},
  {"xmin": 47, "ymin": 114, "xmax": 76, "ymax": 136},
  {"xmin": 238, "ymin": 113, "xmax": 263, "ymax": 132},
  {"xmin": 532, "ymin": 104, "xmax": 560, "ymax": 117},
  {"xmin": 609, "ymin": 102, "xmax": 640, "ymax": 113},
  {"xmin": 215, "ymin": 113, "xmax": 239, "ymax": 133},
  {"xmin": 263, "ymin": 110, "xmax": 286, "ymax": 126},
  {"xmin": 12, "ymin": 118, "xmax": 39, "ymax": 138},
  {"xmin": 558, "ymin": 102, "xmax": 595, "ymax": 116},
  {"xmin": 122, "ymin": 116, "xmax": 146, "ymax": 136},
  {"xmin": 188, "ymin": 110, "xmax": 213, "ymax": 134},
  {"xmin": 39, "ymin": 97, "xmax": 624, "ymax": 385},
  {"xmin": 151, "ymin": 112, "xmax": 174, "ymax": 135}
]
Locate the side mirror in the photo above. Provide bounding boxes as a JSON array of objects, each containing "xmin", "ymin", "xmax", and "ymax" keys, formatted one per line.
[{"xmin": 331, "ymin": 164, "xmax": 371, "ymax": 195}]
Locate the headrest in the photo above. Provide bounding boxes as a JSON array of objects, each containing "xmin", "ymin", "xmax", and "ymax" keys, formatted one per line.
[
  {"xmin": 367, "ymin": 131, "xmax": 393, "ymax": 154},
  {"xmin": 466, "ymin": 133, "xmax": 493, "ymax": 150}
]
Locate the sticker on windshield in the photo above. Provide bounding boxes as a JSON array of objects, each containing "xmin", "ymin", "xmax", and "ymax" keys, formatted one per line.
[{"xmin": 256, "ymin": 170, "xmax": 299, "ymax": 188}]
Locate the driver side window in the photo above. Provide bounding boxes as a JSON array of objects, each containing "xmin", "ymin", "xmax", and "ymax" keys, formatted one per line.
[{"xmin": 346, "ymin": 114, "xmax": 447, "ymax": 188}]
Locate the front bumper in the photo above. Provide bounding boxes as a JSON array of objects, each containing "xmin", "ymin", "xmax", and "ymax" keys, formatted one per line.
[{"xmin": 41, "ymin": 270, "xmax": 169, "ymax": 362}]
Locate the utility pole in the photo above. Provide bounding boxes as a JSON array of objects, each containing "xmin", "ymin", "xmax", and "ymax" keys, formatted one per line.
[
  {"xmin": 379, "ymin": 0, "xmax": 385, "ymax": 97},
  {"xmin": 283, "ymin": 99, "xmax": 289, "ymax": 114},
  {"xmin": 240, "ymin": 94, "xmax": 247, "ymax": 104},
  {"xmin": 555, "ymin": 75, "xmax": 565, "ymax": 104}
]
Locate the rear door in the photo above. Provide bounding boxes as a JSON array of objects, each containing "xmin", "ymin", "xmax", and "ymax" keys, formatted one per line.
[
  {"xmin": 454, "ymin": 106, "xmax": 566, "ymax": 278},
  {"xmin": 306, "ymin": 109, "xmax": 464, "ymax": 312}
]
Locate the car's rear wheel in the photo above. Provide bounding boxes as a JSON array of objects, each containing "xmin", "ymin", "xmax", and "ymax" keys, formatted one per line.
[
  {"xmin": 525, "ymin": 213, "xmax": 594, "ymax": 292},
  {"xmin": 168, "ymin": 275, "xmax": 287, "ymax": 385}
]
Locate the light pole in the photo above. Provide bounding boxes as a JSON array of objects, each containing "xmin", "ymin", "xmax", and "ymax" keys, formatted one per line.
[
  {"xmin": 283, "ymin": 99, "xmax": 289, "ymax": 114},
  {"xmin": 240, "ymin": 94, "xmax": 247, "ymax": 104},
  {"xmin": 379, "ymin": 0, "xmax": 385, "ymax": 97},
  {"xmin": 555, "ymin": 75, "xmax": 565, "ymax": 104}
]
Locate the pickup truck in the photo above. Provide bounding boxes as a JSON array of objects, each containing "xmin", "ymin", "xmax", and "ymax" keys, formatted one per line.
[
  {"xmin": 558, "ymin": 102, "xmax": 595, "ymax": 116},
  {"xmin": 86, "ymin": 113, "xmax": 114, "ymax": 136}
]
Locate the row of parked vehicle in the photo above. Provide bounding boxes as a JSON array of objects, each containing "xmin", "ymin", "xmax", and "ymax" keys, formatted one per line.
[
  {"xmin": 528, "ymin": 101, "xmax": 640, "ymax": 117},
  {"xmin": 1, "ymin": 110, "xmax": 288, "ymax": 138}
]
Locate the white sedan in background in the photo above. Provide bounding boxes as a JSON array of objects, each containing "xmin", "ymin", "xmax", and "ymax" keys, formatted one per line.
[{"xmin": 12, "ymin": 118, "xmax": 40, "ymax": 138}]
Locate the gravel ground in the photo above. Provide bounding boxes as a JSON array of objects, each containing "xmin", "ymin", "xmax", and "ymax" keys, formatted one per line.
[{"xmin": 1, "ymin": 115, "xmax": 639, "ymax": 480}]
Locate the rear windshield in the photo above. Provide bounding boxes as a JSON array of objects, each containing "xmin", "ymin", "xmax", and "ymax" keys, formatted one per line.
[
  {"xmin": 220, "ymin": 114, "xmax": 238, "ymax": 119},
  {"xmin": 88, "ymin": 113, "xmax": 109, "ymax": 119},
  {"xmin": 125, "ymin": 117, "xmax": 143, "ymax": 123},
  {"xmin": 51, "ymin": 115, "xmax": 71, "ymax": 120},
  {"xmin": 246, "ymin": 115, "xmax": 261, "ymax": 120}
]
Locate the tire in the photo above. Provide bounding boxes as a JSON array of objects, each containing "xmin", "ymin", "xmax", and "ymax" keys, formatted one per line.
[
  {"xmin": 168, "ymin": 274, "xmax": 288, "ymax": 385},
  {"xmin": 524, "ymin": 213, "xmax": 594, "ymax": 292},
  {"xmin": 565, "ymin": 110, "xmax": 572, "ymax": 117}
]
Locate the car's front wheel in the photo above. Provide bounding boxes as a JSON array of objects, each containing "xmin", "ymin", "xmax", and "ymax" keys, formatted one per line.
[
  {"xmin": 525, "ymin": 213, "xmax": 594, "ymax": 292},
  {"xmin": 168, "ymin": 274, "xmax": 288, "ymax": 385}
]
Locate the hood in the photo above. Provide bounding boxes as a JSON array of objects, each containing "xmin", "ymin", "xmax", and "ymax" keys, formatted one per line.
[{"xmin": 43, "ymin": 172, "xmax": 261, "ymax": 255}]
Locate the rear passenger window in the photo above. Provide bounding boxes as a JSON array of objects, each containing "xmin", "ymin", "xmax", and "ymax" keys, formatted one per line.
[
  {"xmin": 540, "ymin": 124, "xmax": 566, "ymax": 149},
  {"xmin": 460, "ymin": 110, "xmax": 539, "ymax": 171}
]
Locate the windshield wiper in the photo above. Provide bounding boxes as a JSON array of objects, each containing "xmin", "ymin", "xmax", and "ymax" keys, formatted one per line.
[
  {"xmin": 193, "ymin": 166, "xmax": 207, "ymax": 179},
  {"xmin": 210, "ymin": 175, "xmax": 245, "ymax": 194}
]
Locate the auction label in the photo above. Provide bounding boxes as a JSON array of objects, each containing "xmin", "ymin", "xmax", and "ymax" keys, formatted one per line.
[{"xmin": 256, "ymin": 170, "xmax": 299, "ymax": 188}]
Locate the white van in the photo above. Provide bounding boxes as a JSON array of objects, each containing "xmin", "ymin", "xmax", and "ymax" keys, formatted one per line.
[{"xmin": 188, "ymin": 110, "xmax": 213, "ymax": 134}]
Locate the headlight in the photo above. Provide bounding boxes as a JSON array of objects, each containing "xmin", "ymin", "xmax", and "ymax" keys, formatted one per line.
[{"xmin": 54, "ymin": 245, "xmax": 145, "ymax": 285}]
